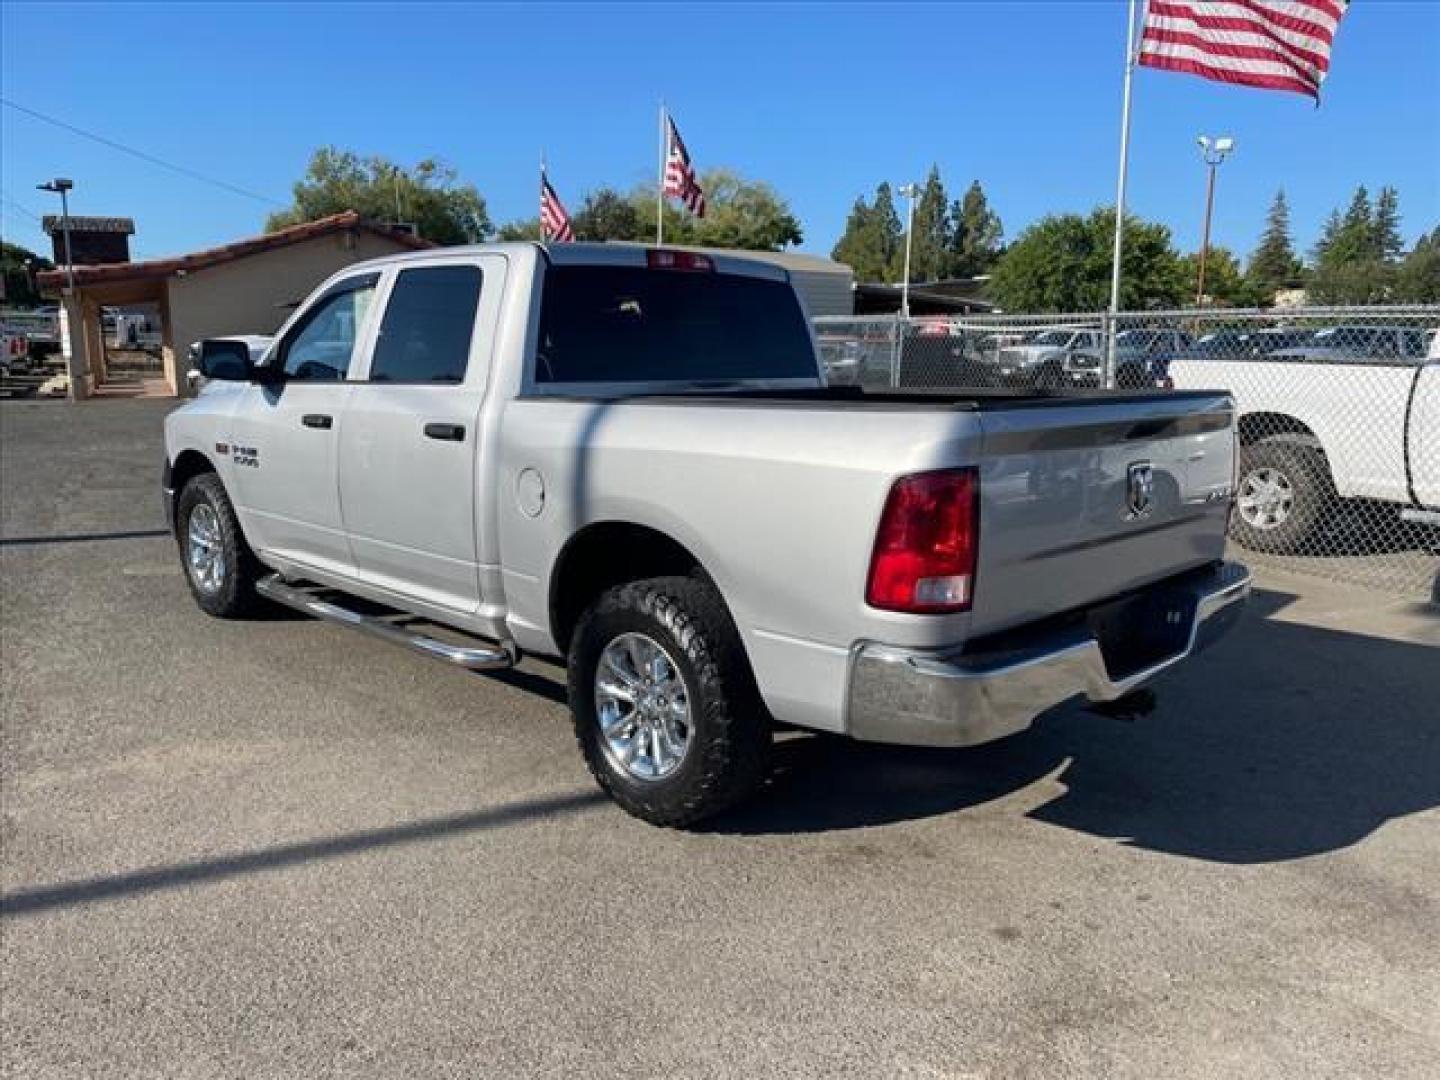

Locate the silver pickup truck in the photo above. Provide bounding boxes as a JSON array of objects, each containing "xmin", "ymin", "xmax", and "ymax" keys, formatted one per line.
[{"xmin": 164, "ymin": 243, "xmax": 1249, "ymax": 825}]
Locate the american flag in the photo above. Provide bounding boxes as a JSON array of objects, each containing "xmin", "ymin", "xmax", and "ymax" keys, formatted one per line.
[
  {"xmin": 1138, "ymin": 1, "xmax": 1350, "ymax": 100},
  {"xmin": 663, "ymin": 115, "xmax": 706, "ymax": 218},
  {"xmin": 540, "ymin": 172, "xmax": 574, "ymax": 242}
]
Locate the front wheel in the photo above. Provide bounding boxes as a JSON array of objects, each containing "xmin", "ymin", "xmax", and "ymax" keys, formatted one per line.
[
  {"xmin": 176, "ymin": 472, "xmax": 261, "ymax": 617},
  {"xmin": 568, "ymin": 576, "xmax": 771, "ymax": 827}
]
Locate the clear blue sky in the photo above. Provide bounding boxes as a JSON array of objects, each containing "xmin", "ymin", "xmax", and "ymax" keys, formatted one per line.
[{"xmin": 2, "ymin": 1, "xmax": 1436, "ymax": 265}]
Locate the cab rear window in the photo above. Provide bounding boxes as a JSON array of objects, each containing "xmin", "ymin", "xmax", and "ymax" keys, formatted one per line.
[{"xmin": 535, "ymin": 265, "xmax": 815, "ymax": 383}]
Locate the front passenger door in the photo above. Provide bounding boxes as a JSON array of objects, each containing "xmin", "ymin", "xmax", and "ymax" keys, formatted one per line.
[
  {"xmin": 338, "ymin": 259, "xmax": 496, "ymax": 613},
  {"xmin": 228, "ymin": 273, "xmax": 378, "ymax": 576}
]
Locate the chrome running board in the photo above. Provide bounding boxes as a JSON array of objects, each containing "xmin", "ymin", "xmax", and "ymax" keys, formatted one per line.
[{"xmin": 256, "ymin": 574, "xmax": 517, "ymax": 672}]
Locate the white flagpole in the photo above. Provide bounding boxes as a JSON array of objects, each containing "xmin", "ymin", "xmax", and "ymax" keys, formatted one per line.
[
  {"xmin": 656, "ymin": 103, "xmax": 666, "ymax": 246},
  {"xmin": 539, "ymin": 151, "xmax": 546, "ymax": 242},
  {"xmin": 1106, "ymin": 0, "xmax": 1142, "ymax": 388}
]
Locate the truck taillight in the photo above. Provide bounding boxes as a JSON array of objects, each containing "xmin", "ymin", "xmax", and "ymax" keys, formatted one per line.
[
  {"xmin": 647, "ymin": 249, "xmax": 714, "ymax": 272},
  {"xmin": 866, "ymin": 468, "xmax": 979, "ymax": 614}
]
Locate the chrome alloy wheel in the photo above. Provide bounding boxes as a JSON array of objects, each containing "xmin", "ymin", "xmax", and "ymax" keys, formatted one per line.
[
  {"xmin": 186, "ymin": 503, "xmax": 227, "ymax": 594},
  {"xmin": 594, "ymin": 632, "xmax": 692, "ymax": 781},
  {"xmin": 1237, "ymin": 466, "xmax": 1295, "ymax": 531}
]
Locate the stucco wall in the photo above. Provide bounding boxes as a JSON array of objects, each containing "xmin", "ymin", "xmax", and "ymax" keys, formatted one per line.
[{"xmin": 163, "ymin": 230, "xmax": 416, "ymax": 393}]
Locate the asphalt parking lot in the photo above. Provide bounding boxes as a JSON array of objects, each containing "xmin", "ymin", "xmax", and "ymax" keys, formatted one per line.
[{"xmin": 3, "ymin": 398, "xmax": 1438, "ymax": 1079}]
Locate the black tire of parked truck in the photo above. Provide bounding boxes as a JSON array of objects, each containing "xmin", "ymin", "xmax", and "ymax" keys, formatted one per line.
[
  {"xmin": 568, "ymin": 576, "xmax": 772, "ymax": 827},
  {"xmin": 1229, "ymin": 437, "xmax": 1335, "ymax": 555},
  {"xmin": 176, "ymin": 473, "xmax": 262, "ymax": 618}
]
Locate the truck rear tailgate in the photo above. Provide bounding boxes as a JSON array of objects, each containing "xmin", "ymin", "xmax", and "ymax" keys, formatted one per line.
[{"xmin": 970, "ymin": 392, "xmax": 1235, "ymax": 637}]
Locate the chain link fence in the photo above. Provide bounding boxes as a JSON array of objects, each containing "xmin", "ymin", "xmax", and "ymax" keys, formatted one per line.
[{"xmin": 814, "ymin": 306, "xmax": 1440, "ymax": 601}]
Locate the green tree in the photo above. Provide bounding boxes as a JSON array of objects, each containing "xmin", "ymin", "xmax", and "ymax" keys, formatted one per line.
[
  {"xmin": 1, "ymin": 242, "xmax": 53, "ymax": 307},
  {"xmin": 1183, "ymin": 247, "xmax": 1259, "ymax": 307},
  {"xmin": 1310, "ymin": 185, "xmax": 1398, "ymax": 303},
  {"xmin": 1396, "ymin": 227, "xmax": 1440, "ymax": 303},
  {"xmin": 495, "ymin": 218, "xmax": 541, "ymax": 241},
  {"xmin": 831, "ymin": 182, "xmax": 903, "ymax": 280},
  {"xmin": 1372, "ymin": 186, "xmax": 1404, "ymax": 262},
  {"xmin": 948, "ymin": 180, "xmax": 1004, "ymax": 278},
  {"xmin": 572, "ymin": 187, "xmax": 645, "ymax": 242},
  {"xmin": 1311, "ymin": 208, "xmax": 1344, "ymax": 264},
  {"xmin": 831, "ymin": 196, "xmax": 884, "ymax": 280},
  {"xmin": 637, "ymin": 169, "xmax": 802, "ymax": 251},
  {"xmin": 988, "ymin": 207, "xmax": 1184, "ymax": 312},
  {"xmin": 907, "ymin": 165, "xmax": 950, "ymax": 282},
  {"xmin": 1245, "ymin": 190, "xmax": 1303, "ymax": 303},
  {"xmin": 266, "ymin": 147, "xmax": 492, "ymax": 245}
]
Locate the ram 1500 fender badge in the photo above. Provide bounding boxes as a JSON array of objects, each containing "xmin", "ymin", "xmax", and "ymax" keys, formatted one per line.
[
  {"xmin": 516, "ymin": 468, "xmax": 545, "ymax": 517},
  {"xmin": 1126, "ymin": 461, "xmax": 1154, "ymax": 519}
]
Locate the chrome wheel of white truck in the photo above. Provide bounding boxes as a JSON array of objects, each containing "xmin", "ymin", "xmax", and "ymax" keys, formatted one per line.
[
  {"xmin": 569, "ymin": 576, "xmax": 771, "ymax": 827},
  {"xmin": 186, "ymin": 504, "xmax": 227, "ymax": 595},
  {"xmin": 594, "ymin": 632, "xmax": 693, "ymax": 781}
]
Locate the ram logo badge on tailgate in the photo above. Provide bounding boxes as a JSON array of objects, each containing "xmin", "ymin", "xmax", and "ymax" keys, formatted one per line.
[{"xmin": 1127, "ymin": 461, "xmax": 1155, "ymax": 519}]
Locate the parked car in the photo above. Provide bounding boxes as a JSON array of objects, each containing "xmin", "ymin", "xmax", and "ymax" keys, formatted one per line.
[
  {"xmin": 1268, "ymin": 325, "xmax": 1429, "ymax": 364},
  {"xmin": 1104, "ymin": 328, "xmax": 1195, "ymax": 388},
  {"xmin": 1187, "ymin": 327, "xmax": 1313, "ymax": 362},
  {"xmin": 1, "ymin": 323, "xmax": 30, "ymax": 370},
  {"xmin": 1171, "ymin": 332, "xmax": 1439, "ymax": 551},
  {"xmin": 165, "ymin": 243, "xmax": 1249, "ymax": 825},
  {"xmin": 896, "ymin": 318, "xmax": 994, "ymax": 387},
  {"xmin": 995, "ymin": 327, "xmax": 1103, "ymax": 388}
]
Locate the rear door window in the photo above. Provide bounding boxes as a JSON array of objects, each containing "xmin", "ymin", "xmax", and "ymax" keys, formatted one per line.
[
  {"xmin": 535, "ymin": 265, "xmax": 815, "ymax": 384},
  {"xmin": 370, "ymin": 265, "xmax": 483, "ymax": 383}
]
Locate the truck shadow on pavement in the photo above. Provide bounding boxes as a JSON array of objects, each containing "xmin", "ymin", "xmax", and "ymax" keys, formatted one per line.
[{"xmin": 710, "ymin": 587, "xmax": 1440, "ymax": 863}]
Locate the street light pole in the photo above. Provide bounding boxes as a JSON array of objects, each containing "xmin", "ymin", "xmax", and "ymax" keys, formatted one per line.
[
  {"xmin": 37, "ymin": 178, "xmax": 76, "ymax": 295},
  {"xmin": 1193, "ymin": 137, "xmax": 1234, "ymax": 308},
  {"xmin": 899, "ymin": 182, "xmax": 919, "ymax": 318}
]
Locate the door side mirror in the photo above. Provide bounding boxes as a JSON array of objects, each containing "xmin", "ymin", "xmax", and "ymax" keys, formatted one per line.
[{"xmin": 195, "ymin": 339, "xmax": 255, "ymax": 381}]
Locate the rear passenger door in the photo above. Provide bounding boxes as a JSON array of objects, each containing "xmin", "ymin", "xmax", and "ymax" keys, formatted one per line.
[{"xmin": 338, "ymin": 257, "xmax": 500, "ymax": 613}]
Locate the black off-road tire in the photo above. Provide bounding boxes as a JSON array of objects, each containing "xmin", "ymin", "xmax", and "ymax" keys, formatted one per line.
[
  {"xmin": 568, "ymin": 576, "xmax": 772, "ymax": 827},
  {"xmin": 1230, "ymin": 438, "xmax": 1335, "ymax": 555},
  {"xmin": 176, "ymin": 472, "xmax": 262, "ymax": 618}
]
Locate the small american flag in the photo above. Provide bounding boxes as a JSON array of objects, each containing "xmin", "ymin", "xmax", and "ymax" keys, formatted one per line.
[
  {"xmin": 663, "ymin": 115, "xmax": 706, "ymax": 218},
  {"xmin": 540, "ymin": 172, "xmax": 574, "ymax": 242},
  {"xmin": 1138, "ymin": 1, "xmax": 1350, "ymax": 100}
]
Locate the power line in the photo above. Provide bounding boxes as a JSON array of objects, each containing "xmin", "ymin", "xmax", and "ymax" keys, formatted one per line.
[
  {"xmin": 1, "ymin": 97, "xmax": 287, "ymax": 207},
  {"xmin": 0, "ymin": 189, "xmax": 45, "ymax": 223}
]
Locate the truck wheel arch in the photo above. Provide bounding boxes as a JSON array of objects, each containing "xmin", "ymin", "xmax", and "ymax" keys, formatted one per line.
[
  {"xmin": 549, "ymin": 522, "xmax": 735, "ymax": 659},
  {"xmin": 169, "ymin": 449, "xmax": 219, "ymax": 520},
  {"xmin": 1237, "ymin": 411, "xmax": 1319, "ymax": 448}
]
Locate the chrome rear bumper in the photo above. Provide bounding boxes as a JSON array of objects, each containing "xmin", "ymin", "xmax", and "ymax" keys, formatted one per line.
[{"xmin": 846, "ymin": 561, "xmax": 1250, "ymax": 748}]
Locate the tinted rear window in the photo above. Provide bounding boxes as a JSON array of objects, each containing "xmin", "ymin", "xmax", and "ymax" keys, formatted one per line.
[{"xmin": 535, "ymin": 265, "xmax": 816, "ymax": 383}]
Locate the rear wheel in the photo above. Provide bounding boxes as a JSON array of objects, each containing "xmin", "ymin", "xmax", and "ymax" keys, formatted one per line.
[
  {"xmin": 568, "ymin": 576, "xmax": 771, "ymax": 827},
  {"xmin": 1230, "ymin": 438, "xmax": 1334, "ymax": 554},
  {"xmin": 176, "ymin": 472, "xmax": 261, "ymax": 617}
]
